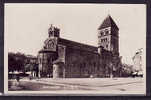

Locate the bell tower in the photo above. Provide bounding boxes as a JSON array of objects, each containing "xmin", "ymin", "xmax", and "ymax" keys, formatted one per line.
[
  {"xmin": 43, "ymin": 24, "xmax": 60, "ymax": 51},
  {"xmin": 48, "ymin": 24, "xmax": 60, "ymax": 37},
  {"xmin": 98, "ymin": 15, "xmax": 119, "ymax": 55}
]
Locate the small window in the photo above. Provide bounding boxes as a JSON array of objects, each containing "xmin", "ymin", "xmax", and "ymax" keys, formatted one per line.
[
  {"xmin": 105, "ymin": 29, "xmax": 109, "ymax": 35},
  {"xmin": 105, "ymin": 38, "xmax": 107, "ymax": 42},
  {"xmin": 100, "ymin": 32, "xmax": 104, "ymax": 36},
  {"xmin": 106, "ymin": 45, "xmax": 108, "ymax": 48}
]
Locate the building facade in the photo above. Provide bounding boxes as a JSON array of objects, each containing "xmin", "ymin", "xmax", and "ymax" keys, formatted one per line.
[
  {"xmin": 132, "ymin": 49, "xmax": 143, "ymax": 74},
  {"xmin": 38, "ymin": 15, "xmax": 122, "ymax": 78}
]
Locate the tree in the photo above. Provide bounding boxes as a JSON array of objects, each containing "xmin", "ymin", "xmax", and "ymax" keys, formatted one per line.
[
  {"xmin": 8, "ymin": 52, "xmax": 16, "ymax": 72},
  {"xmin": 121, "ymin": 63, "xmax": 133, "ymax": 77},
  {"xmin": 15, "ymin": 52, "xmax": 27, "ymax": 72},
  {"xmin": 8, "ymin": 52, "xmax": 27, "ymax": 72}
]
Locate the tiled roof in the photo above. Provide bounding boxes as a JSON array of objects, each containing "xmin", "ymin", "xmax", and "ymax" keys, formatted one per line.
[
  {"xmin": 58, "ymin": 38, "xmax": 98, "ymax": 54},
  {"xmin": 98, "ymin": 15, "xmax": 119, "ymax": 30}
]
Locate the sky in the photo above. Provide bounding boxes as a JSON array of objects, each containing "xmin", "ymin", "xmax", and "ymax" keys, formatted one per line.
[{"xmin": 5, "ymin": 3, "xmax": 146, "ymax": 65}]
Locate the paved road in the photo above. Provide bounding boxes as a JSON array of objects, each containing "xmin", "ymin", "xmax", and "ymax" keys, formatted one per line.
[{"xmin": 8, "ymin": 78, "xmax": 145, "ymax": 95}]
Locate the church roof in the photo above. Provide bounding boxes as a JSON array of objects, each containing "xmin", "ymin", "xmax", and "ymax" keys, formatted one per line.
[
  {"xmin": 58, "ymin": 38, "xmax": 98, "ymax": 54},
  {"xmin": 98, "ymin": 15, "xmax": 119, "ymax": 30}
]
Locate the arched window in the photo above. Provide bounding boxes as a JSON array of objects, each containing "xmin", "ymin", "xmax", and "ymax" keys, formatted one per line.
[
  {"xmin": 106, "ymin": 44, "xmax": 108, "ymax": 49},
  {"xmin": 100, "ymin": 31, "xmax": 104, "ymax": 36},
  {"xmin": 105, "ymin": 29, "xmax": 109, "ymax": 35}
]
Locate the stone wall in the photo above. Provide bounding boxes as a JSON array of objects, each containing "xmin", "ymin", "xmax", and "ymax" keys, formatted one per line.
[
  {"xmin": 38, "ymin": 37, "xmax": 121, "ymax": 78},
  {"xmin": 64, "ymin": 46, "xmax": 103, "ymax": 78}
]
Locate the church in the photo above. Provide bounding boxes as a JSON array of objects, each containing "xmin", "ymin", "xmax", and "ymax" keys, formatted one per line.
[{"xmin": 37, "ymin": 15, "xmax": 122, "ymax": 78}]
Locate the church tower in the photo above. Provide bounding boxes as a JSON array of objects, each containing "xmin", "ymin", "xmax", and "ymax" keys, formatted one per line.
[
  {"xmin": 48, "ymin": 24, "xmax": 60, "ymax": 38},
  {"xmin": 43, "ymin": 24, "xmax": 60, "ymax": 51},
  {"xmin": 98, "ymin": 15, "xmax": 119, "ymax": 55}
]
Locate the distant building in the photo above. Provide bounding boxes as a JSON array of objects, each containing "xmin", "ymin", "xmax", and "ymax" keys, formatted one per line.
[
  {"xmin": 25, "ymin": 55, "xmax": 39, "ymax": 77},
  {"xmin": 38, "ymin": 15, "xmax": 121, "ymax": 78},
  {"xmin": 132, "ymin": 49, "xmax": 143, "ymax": 74}
]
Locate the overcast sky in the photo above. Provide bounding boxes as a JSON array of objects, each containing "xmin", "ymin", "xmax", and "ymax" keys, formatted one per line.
[{"xmin": 5, "ymin": 4, "xmax": 146, "ymax": 65}]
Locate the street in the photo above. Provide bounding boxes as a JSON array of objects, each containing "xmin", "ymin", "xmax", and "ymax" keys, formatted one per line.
[{"xmin": 8, "ymin": 78, "xmax": 145, "ymax": 95}]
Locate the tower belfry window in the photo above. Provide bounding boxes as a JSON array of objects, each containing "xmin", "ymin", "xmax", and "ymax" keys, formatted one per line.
[
  {"xmin": 106, "ymin": 45, "xmax": 108, "ymax": 48},
  {"xmin": 100, "ymin": 32, "xmax": 104, "ymax": 36},
  {"xmin": 105, "ymin": 38, "xmax": 107, "ymax": 42},
  {"xmin": 101, "ymin": 39, "xmax": 103, "ymax": 42},
  {"xmin": 105, "ymin": 29, "xmax": 109, "ymax": 35}
]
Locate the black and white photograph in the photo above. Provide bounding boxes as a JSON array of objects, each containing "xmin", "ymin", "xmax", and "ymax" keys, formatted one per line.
[{"xmin": 4, "ymin": 3, "xmax": 146, "ymax": 95}]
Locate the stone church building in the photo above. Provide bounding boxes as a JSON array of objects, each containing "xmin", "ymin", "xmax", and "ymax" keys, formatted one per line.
[{"xmin": 37, "ymin": 15, "xmax": 122, "ymax": 78}]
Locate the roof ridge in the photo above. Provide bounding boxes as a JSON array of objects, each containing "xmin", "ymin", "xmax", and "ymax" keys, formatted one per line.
[{"xmin": 59, "ymin": 38, "xmax": 97, "ymax": 48}]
